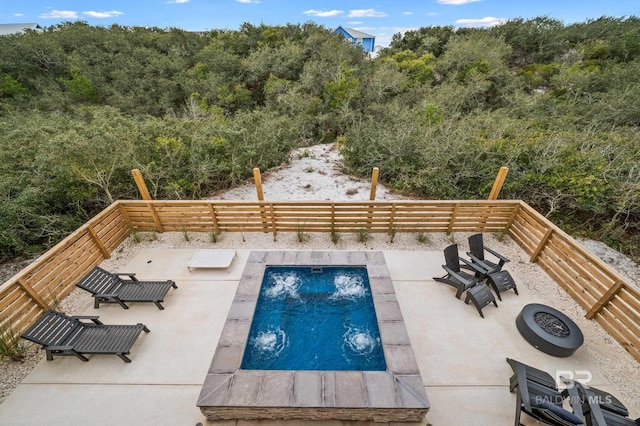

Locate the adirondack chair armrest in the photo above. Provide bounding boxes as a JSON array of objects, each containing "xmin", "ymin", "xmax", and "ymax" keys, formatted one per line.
[
  {"xmin": 70, "ymin": 315, "xmax": 103, "ymax": 325},
  {"xmin": 465, "ymin": 253, "xmax": 499, "ymax": 274},
  {"xmin": 559, "ymin": 378, "xmax": 584, "ymax": 419},
  {"xmin": 578, "ymin": 385, "xmax": 610, "ymax": 426},
  {"xmin": 443, "ymin": 265, "xmax": 476, "ymax": 287},
  {"xmin": 114, "ymin": 272, "xmax": 138, "ymax": 281},
  {"xmin": 484, "ymin": 246, "xmax": 510, "ymax": 263},
  {"xmin": 459, "ymin": 256, "xmax": 488, "ymax": 275}
]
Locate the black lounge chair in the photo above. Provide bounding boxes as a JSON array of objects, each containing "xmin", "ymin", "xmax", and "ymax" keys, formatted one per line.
[
  {"xmin": 574, "ymin": 382, "xmax": 639, "ymax": 426},
  {"xmin": 466, "ymin": 233, "xmax": 518, "ymax": 301},
  {"xmin": 434, "ymin": 244, "xmax": 487, "ymax": 299},
  {"xmin": 434, "ymin": 244, "xmax": 497, "ymax": 317},
  {"xmin": 21, "ymin": 310, "xmax": 149, "ymax": 362},
  {"xmin": 77, "ymin": 266, "xmax": 177, "ymax": 310},
  {"xmin": 467, "ymin": 233, "xmax": 510, "ymax": 273},
  {"xmin": 507, "ymin": 358, "xmax": 584, "ymax": 426}
]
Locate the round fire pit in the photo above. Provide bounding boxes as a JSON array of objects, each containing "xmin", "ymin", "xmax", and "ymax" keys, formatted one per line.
[{"xmin": 516, "ymin": 303, "xmax": 584, "ymax": 357}]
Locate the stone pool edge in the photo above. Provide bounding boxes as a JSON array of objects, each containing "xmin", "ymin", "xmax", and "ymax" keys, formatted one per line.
[{"xmin": 196, "ymin": 250, "xmax": 430, "ymax": 422}]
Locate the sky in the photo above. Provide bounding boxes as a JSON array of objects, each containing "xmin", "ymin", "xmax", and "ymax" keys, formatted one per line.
[{"xmin": 2, "ymin": 0, "xmax": 639, "ymax": 46}]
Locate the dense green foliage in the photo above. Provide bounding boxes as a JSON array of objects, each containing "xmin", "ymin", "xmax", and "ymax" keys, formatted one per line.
[{"xmin": 1, "ymin": 17, "xmax": 639, "ymax": 261}]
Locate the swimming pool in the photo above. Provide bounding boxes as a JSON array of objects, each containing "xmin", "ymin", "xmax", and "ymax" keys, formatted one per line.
[
  {"xmin": 197, "ymin": 250, "xmax": 429, "ymax": 422},
  {"xmin": 241, "ymin": 266, "xmax": 386, "ymax": 371}
]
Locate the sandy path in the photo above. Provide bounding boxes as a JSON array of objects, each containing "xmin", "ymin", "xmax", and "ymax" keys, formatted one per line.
[{"xmin": 208, "ymin": 143, "xmax": 414, "ymax": 202}]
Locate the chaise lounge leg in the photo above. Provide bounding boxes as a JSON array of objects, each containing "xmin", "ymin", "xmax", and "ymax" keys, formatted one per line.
[
  {"xmin": 115, "ymin": 299, "xmax": 129, "ymax": 309},
  {"xmin": 99, "ymin": 296, "xmax": 129, "ymax": 309},
  {"xmin": 73, "ymin": 351, "xmax": 90, "ymax": 362},
  {"xmin": 117, "ymin": 353, "xmax": 132, "ymax": 363},
  {"xmin": 153, "ymin": 301, "xmax": 165, "ymax": 310}
]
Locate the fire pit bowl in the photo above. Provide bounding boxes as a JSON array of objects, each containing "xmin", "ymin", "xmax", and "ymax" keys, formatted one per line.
[{"xmin": 516, "ymin": 303, "xmax": 584, "ymax": 357}]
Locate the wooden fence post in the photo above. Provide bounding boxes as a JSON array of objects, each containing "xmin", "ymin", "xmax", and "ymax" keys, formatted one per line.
[
  {"xmin": 88, "ymin": 225, "xmax": 110, "ymax": 259},
  {"xmin": 17, "ymin": 279, "xmax": 50, "ymax": 311},
  {"xmin": 131, "ymin": 169, "xmax": 152, "ymax": 200},
  {"xmin": 253, "ymin": 168, "xmax": 268, "ymax": 231},
  {"xmin": 253, "ymin": 168, "xmax": 264, "ymax": 201},
  {"xmin": 488, "ymin": 166, "xmax": 509, "ymax": 200},
  {"xmin": 370, "ymin": 167, "xmax": 379, "ymax": 201},
  {"xmin": 530, "ymin": 228, "xmax": 554, "ymax": 262},
  {"xmin": 448, "ymin": 203, "xmax": 460, "ymax": 235},
  {"xmin": 585, "ymin": 280, "xmax": 624, "ymax": 320}
]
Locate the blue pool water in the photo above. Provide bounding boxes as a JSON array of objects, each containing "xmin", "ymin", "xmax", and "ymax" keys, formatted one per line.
[{"xmin": 241, "ymin": 266, "xmax": 387, "ymax": 371}]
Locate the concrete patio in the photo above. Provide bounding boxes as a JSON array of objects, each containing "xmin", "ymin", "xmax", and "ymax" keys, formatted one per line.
[{"xmin": 0, "ymin": 246, "xmax": 637, "ymax": 425}]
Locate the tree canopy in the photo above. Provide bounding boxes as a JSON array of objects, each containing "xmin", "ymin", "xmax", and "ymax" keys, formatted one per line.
[{"xmin": 1, "ymin": 17, "xmax": 639, "ymax": 261}]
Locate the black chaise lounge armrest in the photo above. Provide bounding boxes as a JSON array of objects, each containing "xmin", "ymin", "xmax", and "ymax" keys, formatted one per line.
[
  {"xmin": 92, "ymin": 293, "xmax": 122, "ymax": 300},
  {"xmin": 70, "ymin": 315, "xmax": 103, "ymax": 324},
  {"xmin": 114, "ymin": 272, "xmax": 138, "ymax": 280},
  {"xmin": 44, "ymin": 345, "xmax": 75, "ymax": 352}
]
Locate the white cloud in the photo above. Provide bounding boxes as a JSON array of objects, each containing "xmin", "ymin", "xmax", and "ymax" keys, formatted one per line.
[
  {"xmin": 236, "ymin": 0, "xmax": 260, "ymax": 3},
  {"xmin": 360, "ymin": 26, "xmax": 419, "ymax": 47},
  {"xmin": 39, "ymin": 10, "xmax": 79, "ymax": 19},
  {"xmin": 438, "ymin": 0, "xmax": 480, "ymax": 4},
  {"xmin": 82, "ymin": 10, "xmax": 123, "ymax": 18},
  {"xmin": 455, "ymin": 16, "xmax": 507, "ymax": 27},
  {"xmin": 166, "ymin": 0, "xmax": 190, "ymax": 3},
  {"xmin": 348, "ymin": 9, "xmax": 387, "ymax": 18},
  {"xmin": 403, "ymin": 12, "xmax": 413, "ymax": 15},
  {"xmin": 303, "ymin": 9, "xmax": 344, "ymax": 18},
  {"xmin": 14, "ymin": 13, "xmax": 24, "ymax": 16},
  {"xmin": 427, "ymin": 12, "xmax": 438, "ymax": 16}
]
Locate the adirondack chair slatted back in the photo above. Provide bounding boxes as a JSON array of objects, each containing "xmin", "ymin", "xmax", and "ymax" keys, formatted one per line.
[
  {"xmin": 76, "ymin": 266, "xmax": 120, "ymax": 295},
  {"xmin": 443, "ymin": 244, "xmax": 461, "ymax": 273},
  {"xmin": 468, "ymin": 233, "xmax": 485, "ymax": 262},
  {"xmin": 21, "ymin": 310, "xmax": 80, "ymax": 347}
]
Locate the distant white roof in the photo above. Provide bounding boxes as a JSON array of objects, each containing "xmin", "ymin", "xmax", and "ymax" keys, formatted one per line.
[
  {"xmin": 0, "ymin": 23, "xmax": 43, "ymax": 36},
  {"xmin": 342, "ymin": 27, "xmax": 375, "ymax": 39}
]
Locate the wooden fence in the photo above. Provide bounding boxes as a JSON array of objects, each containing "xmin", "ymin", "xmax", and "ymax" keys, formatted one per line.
[
  {"xmin": 510, "ymin": 202, "xmax": 640, "ymax": 361},
  {"xmin": 0, "ymin": 204, "xmax": 130, "ymax": 335},
  {"xmin": 1, "ymin": 199, "xmax": 638, "ymax": 362}
]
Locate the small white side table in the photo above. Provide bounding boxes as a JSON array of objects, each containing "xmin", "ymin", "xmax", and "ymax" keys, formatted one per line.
[{"xmin": 188, "ymin": 249, "xmax": 236, "ymax": 272}]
